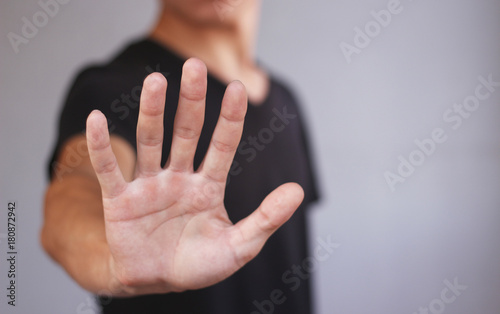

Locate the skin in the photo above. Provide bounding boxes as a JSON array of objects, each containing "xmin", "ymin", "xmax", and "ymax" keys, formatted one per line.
[{"xmin": 41, "ymin": 1, "xmax": 304, "ymax": 296}]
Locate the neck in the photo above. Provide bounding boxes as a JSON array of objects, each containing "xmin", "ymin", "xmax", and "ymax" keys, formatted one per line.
[{"xmin": 149, "ymin": 3, "xmax": 269, "ymax": 104}]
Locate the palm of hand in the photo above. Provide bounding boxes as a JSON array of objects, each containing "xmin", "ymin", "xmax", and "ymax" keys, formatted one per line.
[{"xmin": 105, "ymin": 170, "xmax": 238, "ymax": 291}]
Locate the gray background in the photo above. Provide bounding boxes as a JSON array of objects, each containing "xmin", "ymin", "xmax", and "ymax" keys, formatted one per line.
[{"xmin": 1, "ymin": 0, "xmax": 499, "ymax": 313}]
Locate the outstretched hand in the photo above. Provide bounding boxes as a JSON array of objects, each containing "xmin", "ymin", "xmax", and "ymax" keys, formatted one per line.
[{"xmin": 86, "ymin": 58, "xmax": 304, "ymax": 295}]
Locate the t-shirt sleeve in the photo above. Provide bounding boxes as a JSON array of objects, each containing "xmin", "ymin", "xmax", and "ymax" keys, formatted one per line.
[
  {"xmin": 47, "ymin": 66, "xmax": 138, "ymax": 181},
  {"xmin": 296, "ymin": 98, "xmax": 321, "ymax": 205},
  {"xmin": 277, "ymin": 79, "xmax": 321, "ymax": 205}
]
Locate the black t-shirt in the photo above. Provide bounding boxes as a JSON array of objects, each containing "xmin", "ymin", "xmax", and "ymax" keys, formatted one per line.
[{"xmin": 48, "ymin": 39, "xmax": 319, "ymax": 314}]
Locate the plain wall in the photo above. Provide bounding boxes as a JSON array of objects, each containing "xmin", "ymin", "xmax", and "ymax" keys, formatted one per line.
[{"xmin": 1, "ymin": 0, "xmax": 499, "ymax": 313}]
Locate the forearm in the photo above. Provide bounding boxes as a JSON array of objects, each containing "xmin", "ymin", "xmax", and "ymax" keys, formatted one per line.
[
  {"xmin": 41, "ymin": 134, "xmax": 146, "ymax": 296},
  {"xmin": 41, "ymin": 174, "xmax": 120, "ymax": 294}
]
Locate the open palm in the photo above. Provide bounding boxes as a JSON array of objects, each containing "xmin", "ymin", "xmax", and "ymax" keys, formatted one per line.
[{"xmin": 86, "ymin": 58, "xmax": 304, "ymax": 295}]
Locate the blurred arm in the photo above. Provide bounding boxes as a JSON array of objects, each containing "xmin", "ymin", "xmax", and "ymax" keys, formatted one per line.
[{"xmin": 41, "ymin": 134, "xmax": 135, "ymax": 294}]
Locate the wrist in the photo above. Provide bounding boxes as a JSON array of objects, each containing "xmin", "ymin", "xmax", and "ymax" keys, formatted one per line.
[{"xmin": 102, "ymin": 253, "xmax": 137, "ymax": 297}]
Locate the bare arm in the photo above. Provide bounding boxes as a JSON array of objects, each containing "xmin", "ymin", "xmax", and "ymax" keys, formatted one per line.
[
  {"xmin": 41, "ymin": 58, "xmax": 304, "ymax": 296},
  {"xmin": 41, "ymin": 135, "xmax": 135, "ymax": 294}
]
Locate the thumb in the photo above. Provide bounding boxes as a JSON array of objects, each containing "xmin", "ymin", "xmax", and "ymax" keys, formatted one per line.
[{"xmin": 229, "ymin": 182, "xmax": 304, "ymax": 267}]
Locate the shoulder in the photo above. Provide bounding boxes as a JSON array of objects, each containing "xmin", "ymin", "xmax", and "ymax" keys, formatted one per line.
[
  {"xmin": 267, "ymin": 74, "xmax": 303, "ymax": 110},
  {"xmin": 67, "ymin": 39, "xmax": 176, "ymax": 106}
]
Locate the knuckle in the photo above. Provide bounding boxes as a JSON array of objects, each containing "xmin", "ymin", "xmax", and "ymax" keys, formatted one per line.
[
  {"xmin": 257, "ymin": 208, "xmax": 280, "ymax": 232},
  {"xmin": 180, "ymin": 88, "xmax": 205, "ymax": 102},
  {"xmin": 173, "ymin": 126, "xmax": 199, "ymax": 140},
  {"xmin": 138, "ymin": 134, "xmax": 163, "ymax": 147},
  {"xmin": 96, "ymin": 159, "xmax": 117, "ymax": 174},
  {"xmin": 211, "ymin": 139, "xmax": 236, "ymax": 153}
]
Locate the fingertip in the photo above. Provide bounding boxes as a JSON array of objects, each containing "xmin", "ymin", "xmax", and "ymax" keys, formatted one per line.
[
  {"xmin": 272, "ymin": 182, "xmax": 305, "ymax": 215},
  {"xmin": 86, "ymin": 110, "xmax": 109, "ymax": 149},
  {"xmin": 285, "ymin": 182, "xmax": 305, "ymax": 204},
  {"xmin": 180, "ymin": 58, "xmax": 207, "ymax": 100},
  {"xmin": 144, "ymin": 72, "xmax": 168, "ymax": 93},
  {"xmin": 284, "ymin": 182, "xmax": 304, "ymax": 198},
  {"xmin": 227, "ymin": 80, "xmax": 247, "ymax": 96},
  {"xmin": 87, "ymin": 109, "xmax": 103, "ymax": 119},
  {"xmin": 221, "ymin": 81, "xmax": 248, "ymax": 120},
  {"xmin": 228, "ymin": 81, "xmax": 248, "ymax": 107},
  {"xmin": 86, "ymin": 110, "xmax": 104, "ymax": 132},
  {"xmin": 183, "ymin": 57, "xmax": 208, "ymax": 76}
]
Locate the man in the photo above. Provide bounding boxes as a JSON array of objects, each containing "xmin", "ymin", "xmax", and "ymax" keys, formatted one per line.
[{"xmin": 42, "ymin": 1, "xmax": 319, "ymax": 313}]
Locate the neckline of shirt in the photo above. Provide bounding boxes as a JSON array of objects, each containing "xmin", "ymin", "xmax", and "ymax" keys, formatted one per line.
[{"xmin": 138, "ymin": 37, "xmax": 275, "ymax": 109}]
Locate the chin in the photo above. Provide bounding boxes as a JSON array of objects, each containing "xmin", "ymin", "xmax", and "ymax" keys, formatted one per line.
[{"xmin": 162, "ymin": 0, "xmax": 238, "ymax": 27}]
